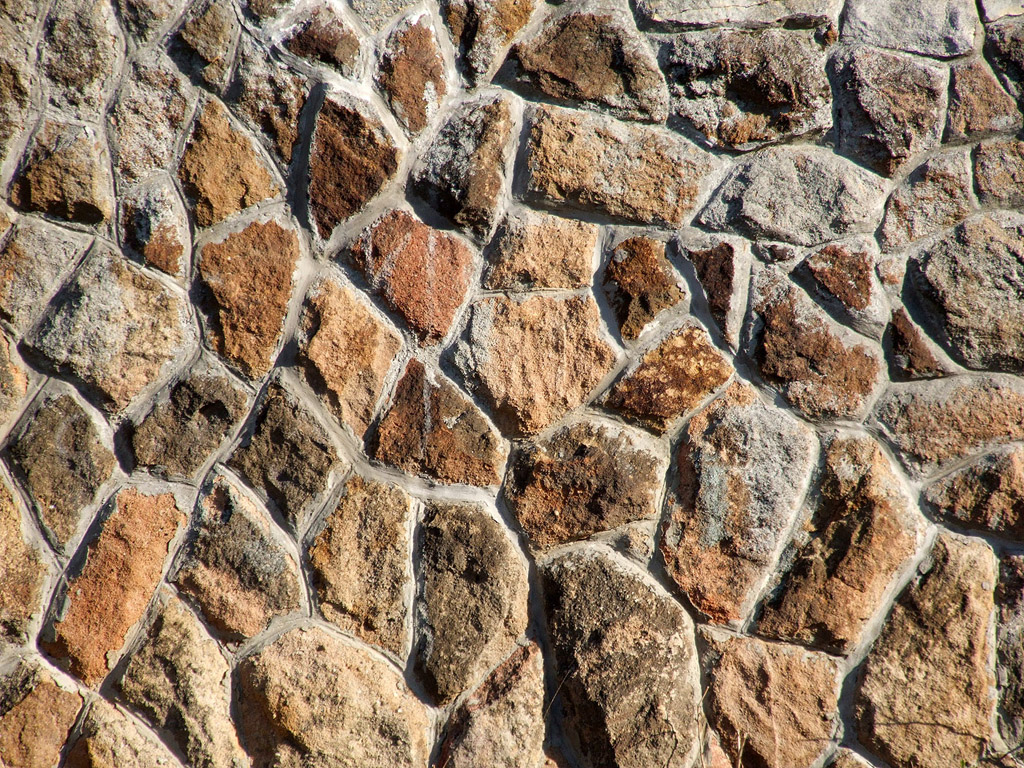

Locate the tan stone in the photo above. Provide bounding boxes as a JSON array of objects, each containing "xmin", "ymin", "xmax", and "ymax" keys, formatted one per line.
[
  {"xmin": 946, "ymin": 57, "xmax": 1022, "ymax": 141},
  {"xmin": 378, "ymin": 12, "xmax": 447, "ymax": 134},
  {"xmin": 0, "ymin": 335, "xmax": 26, "ymax": 427},
  {"xmin": 172, "ymin": 0, "xmax": 239, "ymax": 89},
  {"xmin": 0, "ymin": 666, "xmax": 81, "ymax": 768},
  {"xmin": 65, "ymin": 698, "xmax": 179, "ymax": 768},
  {"xmin": 0, "ymin": 477, "xmax": 44, "ymax": 644},
  {"xmin": 483, "ymin": 210, "xmax": 598, "ymax": 290},
  {"xmin": 603, "ymin": 237, "xmax": 685, "ymax": 340},
  {"xmin": 925, "ymin": 445, "xmax": 1024, "ymax": 540},
  {"xmin": 976, "ymin": 138, "xmax": 1024, "ymax": 209}
]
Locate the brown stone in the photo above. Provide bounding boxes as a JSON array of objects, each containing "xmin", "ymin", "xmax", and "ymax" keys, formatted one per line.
[
  {"xmin": 372, "ymin": 359, "xmax": 506, "ymax": 486},
  {"xmin": 801, "ymin": 239, "xmax": 887, "ymax": 338},
  {"xmin": 879, "ymin": 150, "xmax": 973, "ymax": 252},
  {"xmin": 504, "ymin": 419, "xmax": 665, "ymax": 550},
  {"xmin": 947, "ymin": 58, "xmax": 1022, "ymax": 141},
  {"xmin": 349, "ymin": 210, "xmax": 474, "ymax": 345},
  {"xmin": 888, "ymin": 308, "xmax": 947, "ymax": 381},
  {"xmin": 307, "ymin": 95, "xmax": 401, "ymax": 238},
  {"xmin": 116, "ymin": 0, "xmax": 183, "ymax": 42},
  {"xmin": 0, "ymin": 478, "xmax": 44, "ymax": 645},
  {"xmin": 308, "ymin": 474, "xmax": 412, "ymax": 655},
  {"xmin": 42, "ymin": 488, "xmax": 185, "ymax": 686},
  {"xmin": 461, "ymin": 294, "xmax": 617, "ymax": 436},
  {"xmin": 0, "ymin": 26, "xmax": 34, "ymax": 168},
  {"xmin": 119, "ymin": 177, "xmax": 191, "ymax": 278},
  {"xmin": 283, "ymin": 6, "xmax": 361, "ymax": 75},
  {"xmin": 378, "ymin": 12, "xmax": 447, "ymax": 134},
  {"xmin": 526, "ymin": 104, "xmax": 714, "ymax": 227},
  {"xmin": 604, "ymin": 237, "xmax": 685, "ymax": 340},
  {"xmin": 483, "ymin": 210, "xmax": 598, "ymax": 290},
  {"xmin": 175, "ymin": 472, "xmax": 301, "ymax": 639},
  {"xmin": 925, "ymin": 445, "xmax": 1024, "ymax": 540},
  {"xmin": 996, "ymin": 556, "xmax": 1024, "ymax": 750},
  {"xmin": 172, "ymin": 0, "xmax": 239, "ymax": 89},
  {"xmin": 230, "ymin": 41, "xmax": 308, "ymax": 164},
  {"xmin": 0, "ymin": 666, "xmax": 81, "ymax": 768},
  {"xmin": 0, "ymin": 335, "xmax": 27, "ymax": 427},
  {"xmin": 855, "ymin": 534, "xmax": 997, "ymax": 768},
  {"xmin": 65, "ymin": 698, "xmax": 180, "ymax": 768},
  {"xmin": 604, "ymin": 323, "xmax": 733, "ymax": 434},
  {"xmin": 443, "ymin": 0, "xmax": 538, "ymax": 83},
  {"xmin": 178, "ymin": 100, "xmax": 280, "ymax": 227},
  {"xmin": 681, "ymin": 237, "xmax": 750, "ymax": 348},
  {"xmin": 976, "ymin": 138, "xmax": 1024, "ymax": 209}
]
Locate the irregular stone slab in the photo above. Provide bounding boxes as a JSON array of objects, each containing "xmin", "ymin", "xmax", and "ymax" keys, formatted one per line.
[
  {"xmin": 799, "ymin": 239, "xmax": 888, "ymax": 339},
  {"xmin": 65, "ymin": 699, "xmax": 179, "ymax": 768},
  {"xmin": 29, "ymin": 245, "xmax": 193, "ymax": 412},
  {"xmin": 119, "ymin": 176, "xmax": 191, "ymax": 278},
  {"xmin": 483, "ymin": 210, "xmax": 598, "ymax": 290},
  {"xmin": 0, "ymin": 26, "xmax": 34, "ymax": 168},
  {"xmin": 175, "ymin": 472, "xmax": 301, "ymax": 639},
  {"xmin": 661, "ymin": 382, "xmax": 815, "ymax": 625},
  {"xmin": 0, "ymin": 336, "xmax": 27, "ymax": 427},
  {"xmin": 297, "ymin": 277, "xmax": 402, "ymax": 437},
  {"xmin": 975, "ymin": 138, "xmax": 1024, "ymax": 209},
  {"xmin": 759, "ymin": 434, "xmax": 924, "ymax": 653},
  {"xmin": 308, "ymin": 474, "xmax": 412, "ymax": 655},
  {"xmin": 833, "ymin": 47, "xmax": 947, "ymax": 176},
  {"xmin": 443, "ymin": 0, "xmax": 538, "ymax": 83},
  {"xmin": 0, "ymin": 478, "xmax": 44, "ymax": 645},
  {"xmin": 283, "ymin": 5, "xmax": 361, "ymax": 76},
  {"xmin": 997, "ymin": 556, "xmax": 1024, "ymax": 750},
  {"xmin": 0, "ymin": 665, "xmax": 82, "ymax": 768},
  {"xmin": 119, "ymin": 594, "xmax": 247, "ymax": 768},
  {"xmin": 603, "ymin": 323, "xmax": 733, "ymax": 433},
  {"xmin": 10, "ymin": 120, "xmax": 114, "ymax": 224},
  {"xmin": 197, "ymin": 218, "xmax": 299, "ymax": 378},
  {"xmin": 947, "ymin": 58, "xmax": 1022, "ymax": 141},
  {"xmin": 438, "ymin": 643, "xmax": 546, "ymax": 768},
  {"xmin": 699, "ymin": 146, "xmax": 885, "ymax": 246},
  {"xmin": 925, "ymin": 445, "xmax": 1024, "ymax": 539},
  {"xmin": 178, "ymin": 100, "xmax": 280, "ymax": 227},
  {"xmin": 635, "ymin": 0, "xmax": 840, "ymax": 27},
  {"xmin": 349, "ymin": 0, "xmax": 416, "ymax": 30},
  {"xmin": 842, "ymin": 0, "xmax": 978, "ymax": 57},
  {"xmin": 603, "ymin": 237, "xmax": 685, "ymax": 340},
  {"xmin": 541, "ymin": 548, "xmax": 701, "ymax": 768},
  {"xmin": 372, "ymin": 359, "xmax": 506, "ymax": 487},
  {"xmin": 307, "ymin": 95, "xmax": 401, "ymax": 238},
  {"xmin": 238, "ymin": 627, "xmax": 430, "ymax": 767},
  {"xmin": 378, "ymin": 11, "xmax": 448, "ymax": 134},
  {"xmin": 230, "ymin": 41, "xmax": 308, "ymax": 164},
  {"xmin": 879, "ymin": 150, "xmax": 973, "ymax": 252},
  {"xmin": 460, "ymin": 294, "xmax": 617, "ymax": 436},
  {"xmin": 172, "ymin": 0, "xmax": 239, "ymax": 89},
  {"xmin": 703, "ymin": 631, "xmax": 842, "ymax": 768},
  {"xmin": 513, "ymin": 8, "xmax": 669, "ymax": 123},
  {"xmin": 679, "ymin": 236, "xmax": 751, "ymax": 348},
  {"xmin": 888, "ymin": 308, "xmax": 947, "ymax": 381},
  {"xmin": 117, "ymin": 0, "xmax": 184, "ymax": 42},
  {"xmin": 526, "ymin": 104, "xmax": 714, "ymax": 227},
  {"xmin": 656, "ymin": 27, "xmax": 831, "ymax": 150},
  {"xmin": 987, "ymin": 17, "xmax": 1024, "ymax": 99},
  {"xmin": 412, "ymin": 94, "xmax": 513, "ymax": 238},
  {"xmin": 349, "ymin": 210, "xmax": 473, "ymax": 345},
  {"xmin": 43, "ymin": 488, "xmax": 185, "ymax": 686},
  {"xmin": 504, "ymin": 419, "xmax": 665, "ymax": 550},
  {"xmin": 417, "ymin": 502, "xmax": 529, "ymax": 703},
  {"xmin": 855, "ymin": 533, "xmax": 996, "ymax": 768},
  {"xmin": 7, "ymin": 393, "xmax": 115, "ymax": 550}
]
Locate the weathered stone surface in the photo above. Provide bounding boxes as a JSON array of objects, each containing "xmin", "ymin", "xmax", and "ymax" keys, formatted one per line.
[
  {"xmin": 0, "ymin": 335, "xmax": 27, "ymax": 427},
  {"xmin": 604, "ymin": 323, "xmax": 733, "ymax": 433},
  {"xmin": 308, "ymin": 96, "xmax": 400, "ymax": 238},
  {"xmin": 603, "ymin": 237, "xmax": 685, "ymax": 340},
  {"xmin": 197, "ymin": 219, "xmax": 299, "ymax": 378},
  {"xmin": 173, "ymin": 0, "xmax": 239, "ymax": 89},
  {"xmin": 119, "ymin": 176, "xmax": 191, "ymax": 278},
  {"xmin": 230, "ymin": 42, "xmax": 308, "ymax": 164},
  {"xmin": 0, "ymin": 666, "xmax": 81, "ymax": 768},
  {"xmin": 119, "ymin": 594, "xmax": 247, "ymax": 768},
  {"xmin": 483, "ymin": 210, "xmax": 597, "ymax": 290},
  {"xmin": 29, "ymin": 246, "xmax": 193, "ymax": 412},
  {"xmin": 879, "ymin": 151, "xmax": 973, "ymax": 252},
  {"xmin": 229, "ymin": 384, "xmax": 340, "ymax": 527},
  {"xmin": 888, "ymin": 308, "xmax": 947, "ymax": 381},
  {"xmin": 526, "ymin": 105, "xmax": 714, "ymax": 227},
  {"xmin": 925, "ymin": 445, "xmax": 1024, "ymax": 539},
  {"xmin": 283, "ymin": 6, "xmax": 360, "ymax": 75},
  {"xmin": 117, "ymin": 0, "xmax": 183, "ymax": 42},
  {"xmin": 373, "ymin": 359, "xmax": 506, "ymax": 486},
  {"xmin": 661, "ymin": 382, "xmax": 815, "ymax": 625},
  {"xmin": 297, "ymin": 277, "xmax": 401, "ymax": 437},
  {"xmin": 0, "ymin": 478, "xmax": 44, "ymax": 644},
  {"xmin": 947, "ymin": 58, "xmax": 1021, "ymax": 141},
  {"xmin": 65, "ymin": 698, "xmax": 179, "ymax": 768},
  {"xmin": 855, "ymin": 534, "xmax": 996, "ymax": 768},
  {"xmin": 0, "ymin": 26, "xmax": 34, "ymax": 168},
  {"xmin": 238, "ymin": 626, "xmax": 430, "ymax": 767},
  {"xmin": 413, "ymin": 94, "xmax": 512, "ymax": 238},
  {"xmin": 982, "ymin": 0, "xmax": 1024, "ymax": 20},
  {"xmin": 635, "ymin": 0, "xmax": 840, "ymax": 27},
  {"xmin": 975, "ymin": 138, "xmax": 1024, "ymax": 209},
  {"xmin": 703, "ymin": 631, "xmax": 842, "ymax": 768},
  {"xmin": 43, "ymin": 488, "xmax": 184, "ymax": 686},
  {"xmin": 175, "ymin": 472, "xmax": 301, "ymax": 639},
  {"xmin": 308, "ymin": 474, "xmax": 412, "ymax": 655},
  {"xmin": 843, "ymin": 0, "xmax": 978, "ymax": 57},
  {"xmin": 460, "ymin": 294, "xmax": 617, "ymax": 436},
  {"xmin": 987, "ymin": 17, "xmax": 1024, "ymax": 99},
  {"xmin": 349, "ymin": 0, "xmax": 415, "ymax": 30},
  {"xmin": 417, "ymin": 502, "xmax": 528, "ymax": 703},
  {"xmin": 827, "ymin": 750, "xmax": 875, "ymax": 768},
  {"xmin": 178, "ymin": 100, "xmax": 280, "ymax": 227},
  {"xmin": 8, "ymin": 393, "xmax": 115, "ymax": 549},
  {"xmin": 656, "ymin": 27, "xmax": 831, "ymax": 150},
  {"xmin": 996, "ymin": 556, "xmax": 1024, "ymax": 750},
  {"xmin": 349, "ymin": 210, "xmax": 473, "ymax": 345},
  {"xmin": 699, "ymin": 146, "xmax": 885, "ymax": 245},
  {"xmin": 680, "ymin": 236, "xmax": 751, "ymax": 348},
  {"xmin": 541, "ymin": 548, "xmax": 701, "ymax": 768},
  {"xmin": 514, "ymin": 9, "xmax": 668, "ymax": 123},
  {"xmin": 443, "ymin": 0, "xmax": 538, "ymax": 83},
  {"xmin": 751, "ymin": 268, "xmax": 883, "ymax": 420},
  {"xmin": 438, "ymin": 643, "xmax": 546, "ymax": 768},
  {"xmin": 378, "ymin": 12, "xmax": 447, "ymax": 134},
  {"xmin": 759, "ymin": 434, "xmax": 924, "ymax": 653},
  {"xmin": 10, "ymin": 120, "xmax": 114, "ymax": 224},
  {"xmin": 800, "ymin": 239, "xmax": 888, "ymax": 339}
]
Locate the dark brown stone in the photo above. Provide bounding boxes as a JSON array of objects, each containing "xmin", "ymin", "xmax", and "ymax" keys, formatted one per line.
[
  {"xmin": 682, "ymin": 237, "xmax": 751, "ymax": 347},
  {"xmin": 119, "ymin": 178, "xmax": 190, "ymax": 278},
  {"xmin": 443, "ymin": 0, "xmax": 538, "ymax": 83},
  {"xmin": 173, "ymin": 0, "xmax": 239, "ymax": 89},
  {"xmin": 603, "ymin": 237, "xmax": 685, "ymax": 340},
  {"xmin": 888, "ymin": 308, "xmax": 946, "ymax": 381},
  {"xmin": 283, "ymin": 6, "xmax": 361, "ymax": 75},
  {"xmin": 378, "ymin": 13, "xmax": 447, "ymax": 134}
]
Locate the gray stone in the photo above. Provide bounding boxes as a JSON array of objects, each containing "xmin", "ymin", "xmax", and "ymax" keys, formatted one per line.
[
  {"xmin": 442, "ymin": 0, "xmax": 539, "ymax": 84},
  {"xmin": 350, "ymin": 0, "xmax": 416, "ymax": 30},
  {"xmin": 975, "ymin": 138, "xmax": 1024, "ymax": 209},
  {"xmin": 119, "ymin": 176, "xmax": 191, "ymax": 279},
  {"xmin": 635, "ymin": 0, "xmax": 840, "ymax": 27},
  {"xmin": 116, "ymin": 0, "xmax": 184, "ymax": 42},
  {"xmin": 879, "ymin": 150, "xmax": 973, "ymax": 252},
  {"xmin": 996, "ymin": 555, "xmax": 1024, "ymax": 751},
  {"xmin": 842, "ymin": 0, "xmax": 978, "ymax": 57}
]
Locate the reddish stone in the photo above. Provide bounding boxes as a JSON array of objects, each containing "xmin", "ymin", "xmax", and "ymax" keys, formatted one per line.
[
  {"xmin": 0, "ymin": 666, "xmax": 82, "ymax": 768},
  {"xmin": 946, "ymin": 58, "xmax": 1022, "ymax": 141},
  {"xmin": 603, "ymin": 237, "xmax": 685, "ymax": 340},
  {"xmin": 888, "ymin": 308, "xmax": 947, "ymax": 381},
  {"xmin": 378, "ymin": 13, "xmax": 447, "ymax": 134}
]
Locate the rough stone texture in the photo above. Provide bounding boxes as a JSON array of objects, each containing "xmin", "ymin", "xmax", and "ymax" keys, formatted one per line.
[
  {"xmin": 976, "ymin": 138, "xmax": 1024, "ymax": 209},
  {"xmin": 118, "ymin": 594, "xmax": 248, "ymax": 768},
  {"xmin": 0, "ymin": 665, "xmax": 81, "ymax": 768},
  {"xmin": 65, "ymin": 698, "xmax": 180, "ymax": 768},
  {"xmin": 460, "ymin": 294, "xmax": 617, "ymax": 436},
  {"xmin": 483, "ymin": 210, "xmax": 598, "ymax": 290},
  {"xmin": 986, "ymin": 17, "xmax": 1024, "ymax": 101},
  {"xmin": 946, "ymin": 58, "xmax": 1022, "ymax": 141},
  {"xmin": 443, "ymin": 0, "xmax": 538, "ymax": 83},
  {"xmin": 372, "ymin": 359, "xmax": 506, "ymax": 486},
  {"xmin": 800, "ymin": 239, "xmax": 888, "ymax": 339},
  {"xmin": 42, "ymin": 488, "xmax": 184, "ymax": 686},
  {"xmin": 888, "ymin": 308, "xmax": 947, "ymax": 381},
  {"xmin": 0, "ymin": 26, "xmax": 34, "ymax": 169},
  {"xmin": 656, "ymin": 27, "xmax": 831, "ymax": 150},
  {"xmin": 603, "ymin": 323, "xmax": 734, "ymax": 433},
  {"xmin": 119, "ymin": 177, "xmax": 191, "ymax": 278},
  {"xmin": 879, "ymin": 150, "xmax": 973, "ymax": 252},
  {"xmin": 661, "ymin": 382, "xmax": 815, "ymax": 625},
  {"xmin": 197, "ymin": 219, "xmax": 299, "ymax": 378},
  {"xmin": 0, "ymin": 479, "xmax": 44, "ymax": 644},
  {"xmin": 603, "ymin": 237, "xmax": 685, "ymax": 340},
  {"xmin": 681, "ymin": 237, "xmax": 751, "ymax": 348},
  {"xmin": 174, "ymin": 472, "xmax": 301, "ymax": 639},
  {"xmin": 842, "ymin": 0, "xmax": 978, "ymax": 57},
  {"xmin": 283, "ymin": 6, "xmax": 361, "ymax": 76},
  {"xmin": 378, "ymin": 12, "xmax": 447, "ymax": 134},
  {"xmin": 349, "ymin": 0, "xmax": 416, "ymax": 30},
  {"xmin": 996, "ymin": 556, "xmax": 1024, "ymax": 750},
  {"xmin": 308, "ymin": 474, "xmax": 412, "ymax": 655},
  {"xmin": 117, "ymin": 0, "xmax": 183, "ymax": 42},
  {"xmin": 982, "ymin": 0, "xmax": 1024, "ymax": 21},
  {"xmin": 172, "ymin": 0, "xmax": 239, "ymax": 89},
  {"xmin": 230, "ymin": 42, "xmax": 308, "ymax": 165},
  {"xmin": 541, "ymin": 549, "xmax": 701, "ymax": 768},
  {"xmin": 855, "ymin": 534, "xmax": 997, "ymax": 768},
  {"xmin": 349, "ymin": 210, "xmax": 474, "ymax": 345},
  {"xmin": 635, "ymin": 0, "xmax": 840, "ymax": 26},
  {"xmin": 0, "ymin": 335, "xmax": 27, "ymax": 427},
  {"xmin": 924, "ymin": 445, "xmax": 1024, "ymax": 539},
  {"xmin": 504, "ymin": 419, "xmax": 665, "ymax": 550},
  {"xmin": 417, "ymin": 501, "xmax": 529, "ymax": 703},
  {"xmin": 297, "ymin": 277, "xmax": 402, "ymax": 437}
]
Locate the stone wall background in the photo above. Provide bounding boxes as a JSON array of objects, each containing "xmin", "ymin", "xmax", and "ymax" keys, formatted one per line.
[{"xmin": 2, "ymin": 0, "xmax": 1024, "ymax": 766}]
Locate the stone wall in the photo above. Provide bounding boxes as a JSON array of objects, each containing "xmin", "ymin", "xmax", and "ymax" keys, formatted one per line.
[{"xmin": 1, "ymin": 0, "xmax": 1023, "ymax": 766}]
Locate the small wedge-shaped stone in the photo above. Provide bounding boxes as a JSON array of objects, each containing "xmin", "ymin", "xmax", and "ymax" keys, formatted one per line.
[
  {"xmin": 604, "ymin": 237, "xmax": 685, "ymax": 340},
  {"xmin": 172, "ymin": 0, "xmax": 239, "ymax": 89},
  {"xmin": 238, "ymin": 627, "xmax": 430, "ymax": 768},
  {"xmin": 283, "ymin": 5, "xmax": 361, "ymax": 75},
  {"xmin": 117, "ymin": 0, "xmax": 184, "ymax": 42},
  {"xmin": 855, "ymin": 534, "xmax": 997, "ymax": 768},
  {"xmin": 986, "ymin": 18, "xmax": 1024, "ymax": 100},
  {"xmin": 888, "ymin": 308, "xmax": 947, "ymax": 381},
  {"xmin": 350, "ymin": 0, "xmax": 416, "ymax": 30},
  {"xmin": 879, "ymin": 150, "xmax": 973, "ymax": 252},
  {"xmin": 843, "ymin": 0, "xmax": 978, "ymax": 57},
  {"xmin": 634, "ymin": 0, "xmax": 840, "ymax": 27},
  {"xmin": 378, "ymin": 11, "xmax": 448, "ymax": 134},
  {"xmin": 541, "ymin": 548, "xmax": 701, "ymax": 768},
  {"xmin": 799, "ymin": 238, "xmax": 888, "ymax": 339},
  {"xmin": 0, "ymin": 665, "xmax": 81, "ymax": 768},
  {"xmin": 925, "ymin": 445, "xmax": 1024, "ymax": 540},
  {"xmin": 65, "ymin": 699, "xmax": 179, "ymax": 768},
  {"xmin": 661, "ymin": 382, "xmax": 815, "ymax": 625},
  {"xmin": 0, "ymin": 477, "xmax": 45, "ymax": 645},
  {"xmin": 946, "ymin": 58, "xmax": 1022, "ymax": 141},
  {"xmin": 443, "ymin": 0, "xmax": 538, "ymax": 83},
  {"xmin": 483, "ymin": 210, "xmax": 598, "ymax": 290},
  {"xmin": 679, "ymin": 235, "xmax": 752, "ymax": 349},
  {"xmin": 120, "ymin": 176, "xmax": 192, "ymax": 278}
]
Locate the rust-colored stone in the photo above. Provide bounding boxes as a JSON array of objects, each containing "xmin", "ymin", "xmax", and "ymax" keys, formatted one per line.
[
  {"xmin": 603, "ymin": 237, "xmax": 685, "ymax": 340},
  {"xmin": 0, "ymin": 666, "xmax": 81, "ymax": 768},
  {"xmin": 925, "ymin": 445, "xmax": 1024, "ymax": 540},
  {"xmin": 0, "ymin": 478, "xmax": 44, "ymax": 645},
  {"xmin": 378, "ymin": 13, "xmax": 447, "ymax": 134},
  {"xmin": 888, "ymin": 308, "xmax": 946, "ymax": 381}
]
